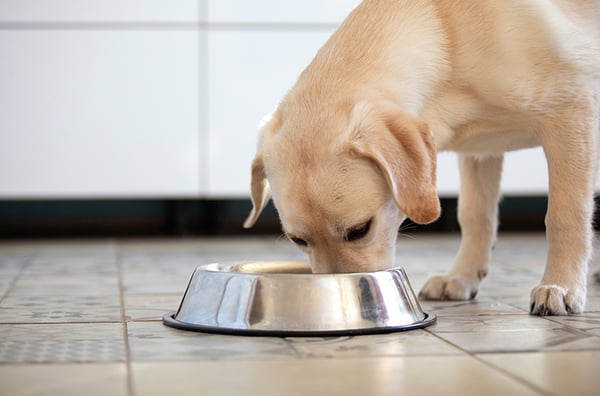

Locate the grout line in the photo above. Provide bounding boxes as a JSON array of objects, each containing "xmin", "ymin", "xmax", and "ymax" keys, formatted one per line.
[
  {"xmin": 424, "ymin": 324, "xmax": 558, "ymax": 395},
  {"xmin": 282, "ymin": 339, "xmax": 310, "ymax": 359},
  {"xmin": 116, "ymin": 242, "xmax": 136, "ymax": 396},
  {"xmin": 202, "ymin": 21, "xmax": 339, "ymax": 32},
  {"xmin": 0, "ymin": 321, "xmax": 123, "ymax": 325},
  {"xmin": 471, "ymin": 353, "xmax": 554, "ymax": 396},
  {"xmin": 425, "ymin": 328, "xmax": 550, "ymax": 395},
  {"xmin": 0, "ymin": 21, "xmax": 198, "ymax": 31},
  {"xmin": 0, "ymin": 248, "xmax": 40, "ymax": 305},
  {"xmin": 424, "ymin": 327, "xmax": 471, "ymax": 354},
  {"xmin": 0, "ymin": 21, "xmax": 338, "ymax": 32},
  {"xmin": 199, "ymin": 0, "xmax": 209, "ymax": 196}
]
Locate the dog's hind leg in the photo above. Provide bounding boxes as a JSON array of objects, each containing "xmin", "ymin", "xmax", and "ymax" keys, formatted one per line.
[
  {"xmin": 530, "ymin": 108, "xmax": 599, "ymax": 315},
  {"xmin": 419, "ymin": 154, "xmax": 503, "ymax": 300}
]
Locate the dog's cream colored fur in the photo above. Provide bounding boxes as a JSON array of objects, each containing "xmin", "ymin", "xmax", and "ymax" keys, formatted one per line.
[{"xmin": 245, "ymin": 0, "xmax": 600, "ymax": 315}]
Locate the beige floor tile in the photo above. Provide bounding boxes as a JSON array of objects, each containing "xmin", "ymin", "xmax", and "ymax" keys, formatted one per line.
[
  {"xmin": 545, "ymin": 312, "xmax": 600, "ymax": 332},
  {"xmin": 124, "ymin": 293, "xmax": 182, "ymax": 321},
  {"xmin": 429, "ymin": 314, "xmax": 596, "ymax": 352},
  {"xmin": 8, "ymin": 273, "xmax": 118, "ymax": 294},
  {"xmin": 479, "ymin": 351, "xmax": 600, "ymax": 396},
  {"xmin": 132, "ymin": 356, "xmax": 539, "ymax": 396},
  {"xmin": 0, "ymin": 363, "xmax": 128, "ymax": 396},
  {"xmin": 0, "ymin": 276, "xmax": 15, "ymax": 297},
  {"xmin": 419, "ymin": 298, "xmax": 526, "ymax": 316},
  {"xmin": 0, "ymin": 255, "xmax": 28, "ymax": 276},
  {"xmin": 128, "ymin": 321, "xmax": 297, "ymax": 361},
  {"xmin": 286, "ymin": 330, "xmax": 462, "ymax": 357}
]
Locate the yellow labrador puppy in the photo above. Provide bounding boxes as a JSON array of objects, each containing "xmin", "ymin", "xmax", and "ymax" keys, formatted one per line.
[{"xmin": 244, "ymin": 0, "xmax": 600, "ymax": 316}]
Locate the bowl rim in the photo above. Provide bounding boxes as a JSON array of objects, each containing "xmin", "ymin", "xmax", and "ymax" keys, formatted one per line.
[
  {"xmin": 162, "ymin": 311, "xmax": 437, "ymax": 337},
  {"xmin": 198, "ymin": 261, "xmax": 408, "ymax": 278}
]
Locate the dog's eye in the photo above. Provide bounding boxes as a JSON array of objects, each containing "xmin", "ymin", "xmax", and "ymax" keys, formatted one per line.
[
  {"xmin": 290, "ymin": 236, "xmax": 308, "ymax": 247},
  {"xmin": 345, "ymin": 219, "xmax": 372, "ymax": 242}
]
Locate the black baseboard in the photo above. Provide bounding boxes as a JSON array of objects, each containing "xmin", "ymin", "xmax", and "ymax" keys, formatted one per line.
[{"xmin": 0, "ymin": 196, "xmax": 572, "ymax": 239}]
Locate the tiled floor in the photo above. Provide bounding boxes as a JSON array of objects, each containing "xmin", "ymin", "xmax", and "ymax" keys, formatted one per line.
[{"xmin": 1, "ymin": 234, "xmax": 599, "ymax": 396}]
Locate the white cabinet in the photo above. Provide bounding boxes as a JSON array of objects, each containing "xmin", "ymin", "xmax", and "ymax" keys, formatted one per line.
[
  {"xmin": 437, "ymin": 149, "xmax": 552, "ymax": 198},
  {"xmin": 0, "ymin": 30, "xmax": 201, "ymax": 197},
  {"xmin": 205, "ymin": 0, "xmax": 361, "ymax": 197},
  {"xmin": 206, "ymin": 30, "xmax": 337, "ymax": 197},
  {"xmin": 0, "ymin": 0, "xmax": 361, "ymax": 199},
  {"xmin": 0, "ymin": 2, "xmax": 203, "ymax": 198},
  {"xmin": 0, "ymin": 0, "xmax": 199, "ymax": 22},
  {"xmin": 206, "ymin": 0, "xmax": 361, "ymax": 197},
  {"xmin": 208, "ymin": 0, "xmax": 358, "ymax": 23}
]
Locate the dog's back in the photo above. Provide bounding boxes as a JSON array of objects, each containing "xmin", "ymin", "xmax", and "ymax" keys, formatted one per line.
[{"xmin": 436, "ymin": 0, "xmax": 600, "ymax": 113}]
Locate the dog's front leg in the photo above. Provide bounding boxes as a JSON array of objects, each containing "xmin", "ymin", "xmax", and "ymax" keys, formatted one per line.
[
  {"xmin": 530, "ymin": 119, "xmax": 598, "ymax": 315},
  {"xmin": 420, "ymin": 154, "xmax": 503, "ymax": 300}
]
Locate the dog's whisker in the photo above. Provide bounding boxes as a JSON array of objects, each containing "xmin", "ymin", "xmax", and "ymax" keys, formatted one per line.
[
  {"xmin": 275, "ymin": 233, "xmax": 288, "ymax": 243},
  {"xmin": 397, "ymin": 223, "xmax": 419, "ymax": 237},
  {"xmin": 397, "ymin": 233, "xmax": 416, "ymax": 241}
]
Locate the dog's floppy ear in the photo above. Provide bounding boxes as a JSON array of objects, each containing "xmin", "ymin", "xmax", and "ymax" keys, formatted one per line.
[
  {"xmin": 243, "ymin": 155, "xmax": 271, "ymax": 228},
  {"xmin": 345, "ymin": 101, "xmax": 440, "ymax": 224},
  {"xmin": 244, "ymin": 111, "xmax": 281, "ymax": 228}
]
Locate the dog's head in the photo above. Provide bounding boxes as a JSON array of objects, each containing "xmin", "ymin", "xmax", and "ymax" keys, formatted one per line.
[{"xmin": 244, "ymin": 99, "xmax": 440, "ymax": 273}]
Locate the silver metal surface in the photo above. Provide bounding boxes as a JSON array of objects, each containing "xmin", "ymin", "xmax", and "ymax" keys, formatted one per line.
[{"xmin": 164, "ymin": 261, "xmax": 435, "ymax": 335}]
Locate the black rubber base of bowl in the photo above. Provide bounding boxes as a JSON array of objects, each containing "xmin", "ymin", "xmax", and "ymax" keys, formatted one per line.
[{"xmin": 162, "ymin": 311, "xmax": 437, "ymax": 337}]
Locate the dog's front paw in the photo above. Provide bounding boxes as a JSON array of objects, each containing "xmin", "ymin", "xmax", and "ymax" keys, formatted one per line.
[
  {"xmin": 530, "ymin": 284, "xmax": 585, "ymax": 316},
  {"xmin": 419, "ymin": 274, "xmax": 480, "ymax": 301}
]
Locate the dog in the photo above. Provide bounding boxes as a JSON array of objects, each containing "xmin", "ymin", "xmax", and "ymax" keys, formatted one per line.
[{"xmin": 243, "ymin": 0, "xmax": 600, "ymax": 316}]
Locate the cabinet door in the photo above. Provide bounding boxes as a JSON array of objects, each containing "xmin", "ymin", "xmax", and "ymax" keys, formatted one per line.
[
  {"xmin": 0, "ymin": 30, "xmax": 202, "ymax": 197},
  {"xmin": 207, "ymin": 30, "xmax": 336, "ymax": 197},
  {"xmin": 436, "ymin": 150, "xmax": 551, "ymax": 198},
  {"xmin": 208, "ymin": 0, "xmax": 360, "ymax": 23},
  {"xmin": 0, "ymin": 0, "xmax": 199, "ymax": 22},
  {"xmin": 205, "ymin": 1, "xmax": 361, "ymax": 197}
]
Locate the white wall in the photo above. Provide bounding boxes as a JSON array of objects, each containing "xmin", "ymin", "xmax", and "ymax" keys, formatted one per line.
[{"xmin": 0, "ymin": 1, "xmax": 572, "ymax": 199}]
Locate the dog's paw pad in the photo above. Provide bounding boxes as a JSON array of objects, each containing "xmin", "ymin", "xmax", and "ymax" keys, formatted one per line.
[
  {"xmin": 530, "ymin": 285, "xmax": 585, "ymax": 316},
  {"xmin": 419, "ymin": 274, "xmax": 479, "ymax": 301}
]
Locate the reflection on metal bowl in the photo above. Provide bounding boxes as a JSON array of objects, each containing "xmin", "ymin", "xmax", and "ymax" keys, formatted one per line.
[{"xmin": 163, "ymin": 261, "xmax": 435, "ymax": 336}]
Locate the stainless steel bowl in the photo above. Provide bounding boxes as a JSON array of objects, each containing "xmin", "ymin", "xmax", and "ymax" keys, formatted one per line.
[{"xmin": 163, "ymin": 261, "xmax": 435, "ymax": 336}]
